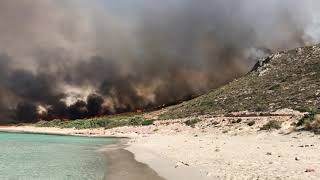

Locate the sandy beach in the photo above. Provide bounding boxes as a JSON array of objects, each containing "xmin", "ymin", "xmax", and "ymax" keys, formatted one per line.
[
  {"xmin": 103, "ymin": 144, "xmax": 165, "ymax": 180},
  {"xmin": 1, "ymin": 111, "xmax": 320, "ymax": 180}
]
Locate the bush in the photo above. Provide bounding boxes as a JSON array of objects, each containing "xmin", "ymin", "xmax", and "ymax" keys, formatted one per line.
[
  {"xmin": 106, "ymin": 120, "xmax": 128, "ymax": 129},
  {"xmin": 141, "ymin": 120, "xmax": 154, "ymax": 126},
  {"xmin": 247, "ymin": 121, "xmax": 256, "ymax": 126},
  {"xmin": 59, "ymin": 119, "xmax": 99, "ymax": 129},
  {"xmin": 34, "ymin": 115, "xmax": 154, "ymax": 130},
  {"xmin": 35, "ymin": 120, "xmax": 49, "ymax": 127},
  {"xmin": 128, "ymin": 116, "xmax": 145, "ymax": 126},
  {"xmin": 36, "ymin": 119, "xmax": 63, "ymax": 127},
  {"xmin": 184, "ymin": 118, "xmax": 201, "ymax": 128},
  {"xmin": 260, "ymin": 120, "xmax": 282, "ymax": 130},
  {"xmin": 303, "ymin": 114, "xmax": 320, "ymax": 133},
  {"xmin": 297, "ymin": 111, "xmax": 317, "ymax": 126}
]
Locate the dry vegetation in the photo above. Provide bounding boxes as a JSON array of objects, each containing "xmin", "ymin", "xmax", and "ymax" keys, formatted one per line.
[
  {"xmin": 161, "ymin": 44, "xmax": 320, "ymax": 119},
  {"xmin": 260, "ymin": 120, "xmax": 282, "ymax": 131},
  {"xmin": 298, "ymin": 112, "xmax": 320, "ymax": 133}
]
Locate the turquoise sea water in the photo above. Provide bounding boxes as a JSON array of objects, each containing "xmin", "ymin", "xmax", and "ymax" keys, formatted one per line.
[{"xmin": 0, "ymin": 132, "xmax": 117, "ymax": 180}]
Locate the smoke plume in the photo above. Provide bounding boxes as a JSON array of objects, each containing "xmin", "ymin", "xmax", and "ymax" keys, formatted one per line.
[{"xmin": 0, "ymin": 0, "xmax": 319, "ymax": 123}]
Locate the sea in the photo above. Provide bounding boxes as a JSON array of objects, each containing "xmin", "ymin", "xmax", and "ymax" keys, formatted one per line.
[{"xmin": 0, "ymin": 132, "xmax": 116, "ymax": 180}]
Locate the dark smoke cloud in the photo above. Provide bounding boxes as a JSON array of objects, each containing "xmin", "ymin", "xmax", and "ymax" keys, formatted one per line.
[
  {"xmin": 86, "ymin": 94, "xmax": 104, "ymax": 117},
  {"xmin": 0, "ymin": 0, "xmax": 319, "ymax": 123},
  {"xmin": 16, "ymin": 102, "xmax": 38, "ymax": 123}
]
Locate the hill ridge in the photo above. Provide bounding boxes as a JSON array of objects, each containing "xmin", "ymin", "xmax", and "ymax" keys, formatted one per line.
[{"xmin": 162, "ymin": 44, "xmax": 320, "ymax": 119}]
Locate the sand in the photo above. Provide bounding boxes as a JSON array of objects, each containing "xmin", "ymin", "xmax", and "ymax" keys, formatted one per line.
[
  {"xmin": 1, "ymin": 110, "xmax": 320, "ymax": 180},
  {"xmin": 103, "ymin": 144, "xmax": 165, "ymax": 180},
  {"xmin": 128, "ymin": 132, "xmax": 320, "ymax": 180}
]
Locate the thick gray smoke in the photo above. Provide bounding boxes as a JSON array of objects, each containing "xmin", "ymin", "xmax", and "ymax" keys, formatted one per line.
[{"xmin": 0, "ymin": 0, "xmax": 319, "ymax": 123}]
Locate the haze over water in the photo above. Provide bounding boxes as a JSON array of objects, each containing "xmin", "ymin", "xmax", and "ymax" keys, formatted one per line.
[{"xmin": 0, "ymin": 132, "xmax": 116, "ymax": 180}]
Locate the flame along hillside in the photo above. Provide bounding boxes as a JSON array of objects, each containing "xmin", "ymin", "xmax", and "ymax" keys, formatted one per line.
[{"xmin": 161, "ymin": 44, "xmax": 320, "ymax": 119}]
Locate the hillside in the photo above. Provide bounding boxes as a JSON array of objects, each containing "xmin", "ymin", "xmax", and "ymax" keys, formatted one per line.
[{"xmin": 161, "ymin": 44, "xmax": 320, "ymax": 119}]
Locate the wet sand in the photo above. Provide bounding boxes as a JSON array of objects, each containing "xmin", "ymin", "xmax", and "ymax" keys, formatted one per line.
[{"xmin": 103, "ymin": 144, "xmax": 165, "ymax": 180}]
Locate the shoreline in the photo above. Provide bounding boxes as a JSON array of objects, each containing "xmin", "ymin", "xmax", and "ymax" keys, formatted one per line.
[
  {"xmin": 0, "ymin": 126, "xmax": 127, "ymax": 138},
  {"xmin": 0, "ymin": 129, "xmax": 126, "ymax": 139},
  {"xmin": 102, "ymin": 143, "xmax": 165, "ymax": 180}
]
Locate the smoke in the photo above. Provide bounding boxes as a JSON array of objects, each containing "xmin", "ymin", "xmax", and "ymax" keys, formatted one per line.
[{"xmin": 0, "ymin": 0, "xmax": 319, "ymax": 123}]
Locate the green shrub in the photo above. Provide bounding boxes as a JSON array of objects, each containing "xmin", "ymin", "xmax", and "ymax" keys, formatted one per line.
[
  {"xmin": 260, "ymin": 120, "xmax": 282, "ymax": 130},
  {"xmin": 128, "ymin": 116, "xmax": 144, "ymax": 126},
  {"xmin": 141, "ymin": 120, "xmax": 154, "ymax": 126},
  {"xmin": 35, "ymin": 120, "xmax": 49, "ymax": 127},
  {"xmin": 36, "ymin": 119, "xmax": 63, "ymax": 127},
  {"xmin": 34, "ymin": 115, "xmax": 154, "ymax": 130},
  {"xmin": 184, "ymin": 118, "xmax": 201, "ymax": 128},
  {"xmin": 106, "ymin": 120, "xmax": 128, "ymax": 129}
]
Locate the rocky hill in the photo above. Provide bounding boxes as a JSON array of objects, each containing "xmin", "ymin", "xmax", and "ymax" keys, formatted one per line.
[{"xmin": 161, "ymin": 44, "xmax": 320, "ymax": 119}]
